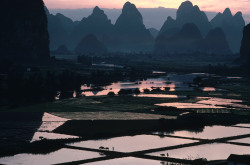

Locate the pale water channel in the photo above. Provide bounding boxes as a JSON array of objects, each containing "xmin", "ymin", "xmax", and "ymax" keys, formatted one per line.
[
  {"xmin": 148, "ymin": 143, "xmax": 250, "ymax": 161},
  {"xmin": 81, "ymin": 73, "xmax": 217, "ymax": 96},
  {"xmin": 154, "ymin": 125, "xmax": 250, "ymax": 139},
  {"xmin": 0, "ymin": 149, "xmax": 103, "ymax": 165},
  {"xmin": 68, "ymin": 135, "xmax": 197, "ymax": 152}
]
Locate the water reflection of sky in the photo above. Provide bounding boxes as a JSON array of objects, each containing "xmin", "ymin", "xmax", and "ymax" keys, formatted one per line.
[
  {"xmin": 156, "ymin": 98, "xmax": 250, "ymax": 109},
  {"xmin": 165, "ymin": 125, "xmax": 250, "ymax": 139},
  {"xmin": 84, "ymin": 157, "xmax": 178, "ymax": 165},
  {"xmin": 31, "ymin": 113, "xmax": 78, "ymax": 142},
  {"xmin": 0, "ymin": 149, "xmax": 102, "ymax": 165},
  {"xmin": 68, "ymin": 135, "xmax": 197, "ymax": 152},
  {"xmin": 148, "ymin": 143, "xmax": 250, "ymax": 161},
  {"xmin": 81, "ymin": 73, "xmax": 202, "ymax": 96}
]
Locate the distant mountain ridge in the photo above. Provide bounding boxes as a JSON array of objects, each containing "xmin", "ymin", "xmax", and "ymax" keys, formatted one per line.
[
  {"xmin": 155, "ymin": 23, "xmax": 231, "ymax": 54},
  {"xmin": 211, "ymin": 8, "xmax": 245, "ymax": 53},
  {"xmin": 69, "ymin": 6, "xmax": 114, "ymax": 50},
  {"xmin": 114, "ymin": 2, "xmax": 154, "ymax": 52},
  {"xmin": 75, "ymin": 34, "xmax": 108, "ymax": 55},
  {"xmin": 45, "ymin": 1, "xmax": 246, "ymax": 54},
  {"xmin": 160, "ymin": 1, "xmax": 212, "ymax": 36},
  {"xmin": 45, "ymin": 7, "xmax": 77, "ymax": 50},
  {"xmin": 240, "ymin": 23, "xmax": 250, "ymax": 62}
]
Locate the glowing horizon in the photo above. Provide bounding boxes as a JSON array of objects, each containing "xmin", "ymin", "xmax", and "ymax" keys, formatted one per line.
[{"xmin": 43, "ymin": 0, "xmax": 250, "ymax": 15}]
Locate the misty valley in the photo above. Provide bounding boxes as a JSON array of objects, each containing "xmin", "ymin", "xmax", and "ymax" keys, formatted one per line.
[{"xmin": 1, "ymin": 0, "xmax": 250, "ymax": 165}]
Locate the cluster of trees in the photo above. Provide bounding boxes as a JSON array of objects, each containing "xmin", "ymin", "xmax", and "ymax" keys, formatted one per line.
[{"xmin": 0, "ymin": 70, "xmax": 83, "ymax": 108}]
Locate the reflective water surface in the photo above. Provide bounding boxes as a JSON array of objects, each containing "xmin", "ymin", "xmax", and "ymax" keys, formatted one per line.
[
  {"xmin": 0, "ymin": 148, "xmax": 103, "ymax": 165},
  {"xmin": 135, "ymin": 94, "xmax": 186, "ymax": 98},
  {"xmin": 81, "ymin": 73, "xmax": 212, "ymax": 96},
  {"xmin": 32, "ymin": 113, "xmax": 73, "ymax": 142},
  {"xmin": 84, "ymin": 157, "xmax": 184, "ymax": 165},
  {"xmin": 156, "ymin": 98, "xmax": 250, "ymax": 109},
  {"xmin": 164, "ymin": 126, "xmax": 250, "ymax": 139},
  {"xmin": 233, "ymin": 123, "xmax": 250, "ymax": 128},
  {"xmin": 148, "ymin": 143, "xmax": 250, "ymax": 161},
  {"xmin": 229, "ymin": 137, "xmax": 250, "ymax": 144},
  {"xmin": 68, "ymin": 135, "xmax": 197, "ymax": 152}
]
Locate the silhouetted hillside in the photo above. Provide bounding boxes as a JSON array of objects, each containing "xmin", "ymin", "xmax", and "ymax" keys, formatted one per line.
[
  {"xmin": 75, "ymin": 34, "xmax": 108, "ymax": 55},
  {"xmin": 160, "ymin": 1, "xmax": 212, "ymax": 36},
  {"xmin": 0, "ymin": 0, "xmax": 50, "ymax": 62},
  {"xmin": 155, "ymin": 24, "xmax": 231, "ymax": 55},
  {"xmin": 203, "ymin": 28, "xmax": 231, "ymax": 54},
  {"xmin": 70, "ymin": 7, "xmax": 114, "ymax": 50},
  {"xmin": 114, "ymin": 2, "xmax": 154, "ymax": 52},
  {"xmin": 45, "ymin": 8, "xmax": 77, "ymax": 50},
  {"xmin": 55, "ymin": 45, "xmax": 70, "ymax": 55},
  {"xmin": 155, "ymin": 23, "xmax": 203, "ymax": 53},
  {"xmin": 211, "ymin": 8, "xmax": 245, "ymax": 53},
  {"xmin": 240, "ymin": 23, "xmax": 250, "ymax": 62},
  {"xmin": 149, "ymin": 28, "xmax": 159, "ymax": 38}
]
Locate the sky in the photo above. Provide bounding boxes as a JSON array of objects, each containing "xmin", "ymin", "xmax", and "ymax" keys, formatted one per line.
[{"xmin": 44, "ymin": 0, "xmax": 250, "ymax": 14}]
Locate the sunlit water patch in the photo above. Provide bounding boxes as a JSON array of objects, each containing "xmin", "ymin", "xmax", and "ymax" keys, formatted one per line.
[
  {"xmin": 155, "ymin": 102, "xmax": 225, "ymax": 109},
  {"xmin": 156, "ymin": 98, "xmax": 250, "ymax": 110},
  {"xmin": 84, "ymin": 157, "xmax": 184, "ymax": 165},
  {"xmin": 42, "ymin": 112, "xmax": 69, "ymax": 122},
  {"xmin": 32, "ymin": 113, "xmax": 72, "ymax": 142},
  {"xmin": 229, "ymin": 137, "xmax": 250, "ymax": 144},
  {"xmin": 197, "ymin": 98, "xmax": 250, "ymax": 109},
  {"xmin": 162, "ymin": 126, "xmax": 250, "ymax": 139},
  {"xmin": 152, "ymin": 71, "xmax": 166, "ymax": 74},
  {"xmin": 233, "ymin": 123, "xmax": 250, "ymax": 128},
  {"xmin": 0, "ymin": 148, "xmax": 103, "ymax": 165},
  {"xmin": 92, "ymin": 63, "xmax": 124, "ymax": 68},
  {"xmin": 80, "ymin": 73, "xmax": 213, "ymax": 96},
  {"xmin": 200, "ymin": 87, "xmax": 216, "ymax": 91},
  {"xmin": 68, "ymin": 135, "xmax": 197, "ymax": 152},
  {"xmin": 147, "ymin": 143, "xmax": 250, "ymax": 161},
  {"xmin": 37, "ymin": 121, "xmax": 65, "ymax": 132},
  {"xmin": 134, "ymin": 94, "xmax": 187, "ymax": 98}
]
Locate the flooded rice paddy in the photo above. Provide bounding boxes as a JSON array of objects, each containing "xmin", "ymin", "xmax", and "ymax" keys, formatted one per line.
[
  {"xmin": 83, "ymin": 157, "xmax": 181, "ymax": 165},
  {"xmin": 156, "ymin": 98, "xmax": 250, "ymax": 110},
  {"xmin": 229, "ymin": 137, "xmax": 250, "ymax": 144},
  {"xmin": 68, "ymin": 135, "xmax": 197, "ymax": 152},
  {"xmin": 0, "ymin": 149, "xmax": 103, "ymax": 165},
  {"xmin": 148, "ymin": 143, "xmax": 250, "ymax": 161},
  {"xmin": 154, "ymin": 125, "xmax": 250, "ymax": 139},
  {"xmin": 1, "ymin": 118, "xmax": 250, "ymax": 164},
  {"xmin": 1, "ymin": 72, "xmax": 250, "ymax": 164},
  {"xmin": 81, "ymin": 73, "xmax": 217, "ymax": 96}
]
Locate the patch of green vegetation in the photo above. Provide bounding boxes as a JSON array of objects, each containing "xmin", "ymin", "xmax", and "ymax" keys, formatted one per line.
[{"xmin": 8, "ymin": 96, "xmax": 173, "ymax": 112}]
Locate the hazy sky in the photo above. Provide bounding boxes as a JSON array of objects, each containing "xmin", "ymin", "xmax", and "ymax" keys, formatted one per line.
[{"xmin": 44, "ymin": 0, "xmax": 250, "ymax": 14}]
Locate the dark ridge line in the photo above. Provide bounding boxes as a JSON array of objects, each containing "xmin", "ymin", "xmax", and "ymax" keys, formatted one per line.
[
  {"xmin": 134, "ymin": 154, "xmax": 198, "ymax": 164},
  {"xmin": 213, "ymin": 133, "xmax": 250, "ymax": 142},
  {"xmin": 148, "ymin": 133, "xmax": 207, "ymax": 141},
  {"xmin": 64, "ymin": 145, "xmax": 128, "ymax": 156},
  {"xmin": 130, "ymin": 141, "xmax": 207, "ymax": 155},
  {"xmin": 130, "ymin": 134, "xmax": 250, "ymax": 155},
  {"xmin": 223, "ymin": 141, "xmax": 250, "ymax": 146},
  {"xmin": 149, "ymin": 133, "xmax": 250, "ymax": 143},
  {"xmin": 231, "ymin": 126, "xmax": 250, "ymax": 129}
]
